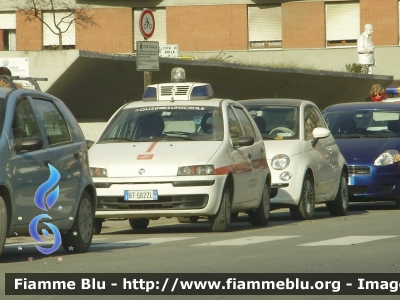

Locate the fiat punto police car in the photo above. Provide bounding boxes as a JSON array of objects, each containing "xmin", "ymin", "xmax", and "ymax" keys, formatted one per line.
[{"xmin": 89, "ymin": 68, "xmax": 271, "ymax": 233}]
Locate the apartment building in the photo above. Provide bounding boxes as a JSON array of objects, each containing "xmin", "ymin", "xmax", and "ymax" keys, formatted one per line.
[{"xmin": 0, "ymin": 0, "xmax": 399, "ymax": 54}]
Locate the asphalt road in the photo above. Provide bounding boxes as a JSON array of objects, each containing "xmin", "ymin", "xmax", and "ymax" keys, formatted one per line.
[{"xmin": 1, "ymin": 201, "xmax": 400, "ymax": 300}]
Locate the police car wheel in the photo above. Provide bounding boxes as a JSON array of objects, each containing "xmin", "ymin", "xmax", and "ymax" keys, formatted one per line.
[
  {"xmin": 129, "ymin": 218, "xmax": 149, "ymax": 230},
  {"xmin": 210, "ymin": 183, "xmax": 232, "ymax": 232},
  {"xmin": 326, "ymin": 171, "xmax": 348, "ymax": 216},
  {"xmin": 0, "ymin": 196, "xmax": 7, "ymax": 259},
  {"xmin": 249, "ymin": 181, "xmax": 270, "ymax": 226},
  {"xmin": 62, "ymin": 191, "xmax": 94, "ymax": 253}
]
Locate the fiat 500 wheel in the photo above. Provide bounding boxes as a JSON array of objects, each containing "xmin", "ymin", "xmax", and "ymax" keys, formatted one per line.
[
  {"xmin": 290, "ymin": 173, "xmax": 315, "ymax": 220},
  {"xmin": 93, "ymin": 218, "xmax": 103, "ymax": 235},
  {"xmin": 177, "ymin": 216, "xmax": 199, "ymax": 223},
  {"xmin": 326, "ymin": 171, "xmax": 349, "ymax": 216}
]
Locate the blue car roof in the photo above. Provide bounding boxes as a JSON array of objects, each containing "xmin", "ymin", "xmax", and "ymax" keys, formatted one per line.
[{"xmin": 323, "ymin": 102, "xmax": 400, "ymax": 112}]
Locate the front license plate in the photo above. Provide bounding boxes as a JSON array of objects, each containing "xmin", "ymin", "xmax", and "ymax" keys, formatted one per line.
[{"xmin": 124, "ymin": 190, "xmax": 158, "ymax": 201}]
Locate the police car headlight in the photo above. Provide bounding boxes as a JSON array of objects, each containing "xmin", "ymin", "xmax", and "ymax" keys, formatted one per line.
[
  {"xmin": 90, "ymin": 167, "xmax": 108, "ymax": 177},
  {"xmin": 374, "ymin": 150, "xmax": 400, "ymax": 166},
  {"xmin": 178, "ymin": 165, "xmax": 215, "ymax": 175},
  {"xmin": 271, "ymin": 154, "xmax": 290, "ymax": 170}
]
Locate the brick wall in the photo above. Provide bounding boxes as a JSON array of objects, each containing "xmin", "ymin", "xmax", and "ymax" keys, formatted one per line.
[
  {"xmin": 76, "ymin": 8, "xmax": 134, "ymax": 53},
  {"xmin": 167, "ymin": 5, "xmax": 247, "ymax": 51},
  {"xmin": 282, "ymin": 2, "xmax": 325, "ymax": 49},
  {"xmin": 360, "ymin": 0, "xmax": 399, "ymax": 46},
  {"xmin": 16, "ymin": 11, "xmax": 42, "ymax": 50},
  {"xmin": 0, "ymin": 30, "xmax": 4, "ymax": 50}
]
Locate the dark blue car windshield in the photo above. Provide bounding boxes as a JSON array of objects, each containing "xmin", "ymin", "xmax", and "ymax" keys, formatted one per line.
[{"xmin": 323, "ymin": 110, "xmax": 400, "ymax": 138}]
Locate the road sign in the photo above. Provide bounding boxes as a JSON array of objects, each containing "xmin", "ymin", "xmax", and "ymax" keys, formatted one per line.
[
  {"xmin": 159, "ymin": 45, "xmax": 179, "ymax": 58},
  {"xmin": 136, "ymin": 41, "xmax": 159, "ymax": 71},
  {"xmin": 139, "ymin": 8, "xmax": 155, "ymax": 39}
]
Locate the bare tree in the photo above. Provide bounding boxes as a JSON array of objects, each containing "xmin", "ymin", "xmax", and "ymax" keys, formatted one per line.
[{"xmin": 16, "ymin": 0, "xmax": 97, "ymax": 50}]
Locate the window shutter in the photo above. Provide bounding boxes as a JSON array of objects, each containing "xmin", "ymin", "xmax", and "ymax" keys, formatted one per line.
[
  {"xmin": 326, "ymin": 2, "xmax": 360, "ymax": 41},
  {"xmin": 248, "ymin": 5, "xmax": 282, "ymax": 42},
  {"xmin": 0, "ymin": 13, "xmax": 16, "ymax": 29},
  {"xmin": 134, "ymin": 8, "xmax": 166, "ymax": 50},
  {"xmin": 43, "ymin": 12, "xmax": 76, "ymax": 46}
]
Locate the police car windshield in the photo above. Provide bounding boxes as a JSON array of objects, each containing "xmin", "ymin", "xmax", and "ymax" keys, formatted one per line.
[{"xmin": 99, "ymin": 106, "xmax": 224, "ymax": 142}]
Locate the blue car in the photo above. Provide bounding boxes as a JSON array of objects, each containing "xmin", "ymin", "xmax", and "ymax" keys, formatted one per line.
[
  {"xmin": 0, "ymin": 76, "xmax": 96, "ymax": 259},
  {"xmin": 322, "ymin": 102, "xmax": 400, "ymax": 207}
]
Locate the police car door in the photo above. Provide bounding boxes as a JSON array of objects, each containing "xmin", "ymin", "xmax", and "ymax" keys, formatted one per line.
[{"xmin": 227, "ymin": 106, "xmax": 257, "ymax": 207}]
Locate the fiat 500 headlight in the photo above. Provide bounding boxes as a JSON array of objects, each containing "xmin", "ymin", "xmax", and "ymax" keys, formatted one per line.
[
  {"xmin": 178, "ymin": 165, "xmax": 215, "ymax": 175},
  {"xmin": 90, "ymin": 167, "xmax": 108, "ymax": 177},
  {"xmin": 271, "ymin": 154, "xmax": 290, "ymax": 170},
  {"xmin": 374, "ymin": 150, "xmax": 400, "ymax": 166}
]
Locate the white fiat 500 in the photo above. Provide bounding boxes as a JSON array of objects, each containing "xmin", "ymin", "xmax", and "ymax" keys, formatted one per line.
[
  {"xmin": 240, "ymin": 99, "xmax": 348, "ymax": 220},
  {"xmin": 89, "ymin": 69, "xmax": 271, "ymax": 233}
]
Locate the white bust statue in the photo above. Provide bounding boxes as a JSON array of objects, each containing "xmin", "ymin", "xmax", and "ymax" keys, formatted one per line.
[{"xmin": 357, "ymin": 24, "xmax": 375, "ymax": 74}]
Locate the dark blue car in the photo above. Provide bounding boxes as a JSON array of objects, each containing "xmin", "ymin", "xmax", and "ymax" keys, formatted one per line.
[{"xmin": 322, "ymin": 102, "xmax": 400, "ymax": 207}]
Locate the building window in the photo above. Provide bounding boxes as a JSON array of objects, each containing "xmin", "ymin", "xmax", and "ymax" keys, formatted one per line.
[
  {"xmin": 248, "ymin": 5, "xmax": 282, "ymax": 49},
  {"xmin": 0, "ymin": 12, "xmax": 16, "ymax": 50},
  {"xmin": 43, "ymin": 12, "xmax": 75, "ymax": 49},
  {"xmin": 134, "ymin": 8, "xmax": 166, "ymax": 50},
  {"xmin": 326, "ymin": 2, "xmax": 360, "ymax": 47}
]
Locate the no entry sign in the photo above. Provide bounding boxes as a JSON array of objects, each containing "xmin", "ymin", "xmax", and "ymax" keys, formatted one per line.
[{"xmin": 139, "ymin": 8, "xmax": 155, "ymax": 39}]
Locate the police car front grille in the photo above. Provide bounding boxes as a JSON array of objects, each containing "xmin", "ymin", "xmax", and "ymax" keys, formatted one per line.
[
  {"xmin": 348, "ymin": 166, "xmax": 370, "ymax": 175},
  {"xmin": 97, "ymin": 195, "xmax": 208, "ymax": 210},
  {"xmin": 160, "ymin": 85, "xmax": 191, "ymax": 96}
]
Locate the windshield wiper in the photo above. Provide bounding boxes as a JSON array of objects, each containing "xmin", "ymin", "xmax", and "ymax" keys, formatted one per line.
[
  {"xmin": 262, "ymin": 136, "xmax": 275, "ymax": 140},
  {"xmin": 161, "ymin": 135, "xmax": 202, "ymax": 141},
  {"xmin": 334, "ymin": 134, "xmax": 368, "ymax": 139},
  {"xmin": 99, "ymin": 137, "xmax": 135, "ymax": 143}
]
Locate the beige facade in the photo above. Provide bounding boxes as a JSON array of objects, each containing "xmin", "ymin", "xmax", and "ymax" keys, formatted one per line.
[
  {"xmin": 1, "ymin": 0, "xmax": 399, "ymax": 52},
  {"xmin": 1, "ymin": 0, "xmax": 400, "ymax": 77}
]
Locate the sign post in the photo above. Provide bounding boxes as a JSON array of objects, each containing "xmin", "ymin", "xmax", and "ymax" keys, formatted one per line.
[{"xmin": 138, "ymin": 8, "xmax": 157, "ymax": 90}]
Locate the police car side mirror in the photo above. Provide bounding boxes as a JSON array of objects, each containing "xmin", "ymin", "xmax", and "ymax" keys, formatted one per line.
[{"xmin": 13, "ymin": 137, "xmax": 43, "ymax": 151}]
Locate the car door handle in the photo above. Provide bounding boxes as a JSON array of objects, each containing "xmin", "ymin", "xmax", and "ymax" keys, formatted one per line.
[
  {"xmin": 248, "ymin": 153, "xmax": 252, "ymax": 159},
  {"xmin": 44, "ymin": 159, "xmax": 51, "ymax": 167}
]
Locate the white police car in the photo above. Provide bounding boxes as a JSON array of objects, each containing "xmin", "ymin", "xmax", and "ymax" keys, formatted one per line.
[{"xmin": 89, "ymin": 68, "xmax": 271, "ymax": 232}]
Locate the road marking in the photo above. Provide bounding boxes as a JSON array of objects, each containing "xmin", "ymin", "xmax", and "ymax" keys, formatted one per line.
[
  {"xmin": 298, "ymin": 235, "xmax": 398, "ymax": 246},
  {"xmin": 91, "ymin": 237, "xmax": 197, "ymax": 248},
  {"xmin": 5, "ymin": 238, "xmax": 107, "ymax": 247},
  {"xmin": 192, "ymin": 236, "xmax": 301, "ymax": 246}
]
